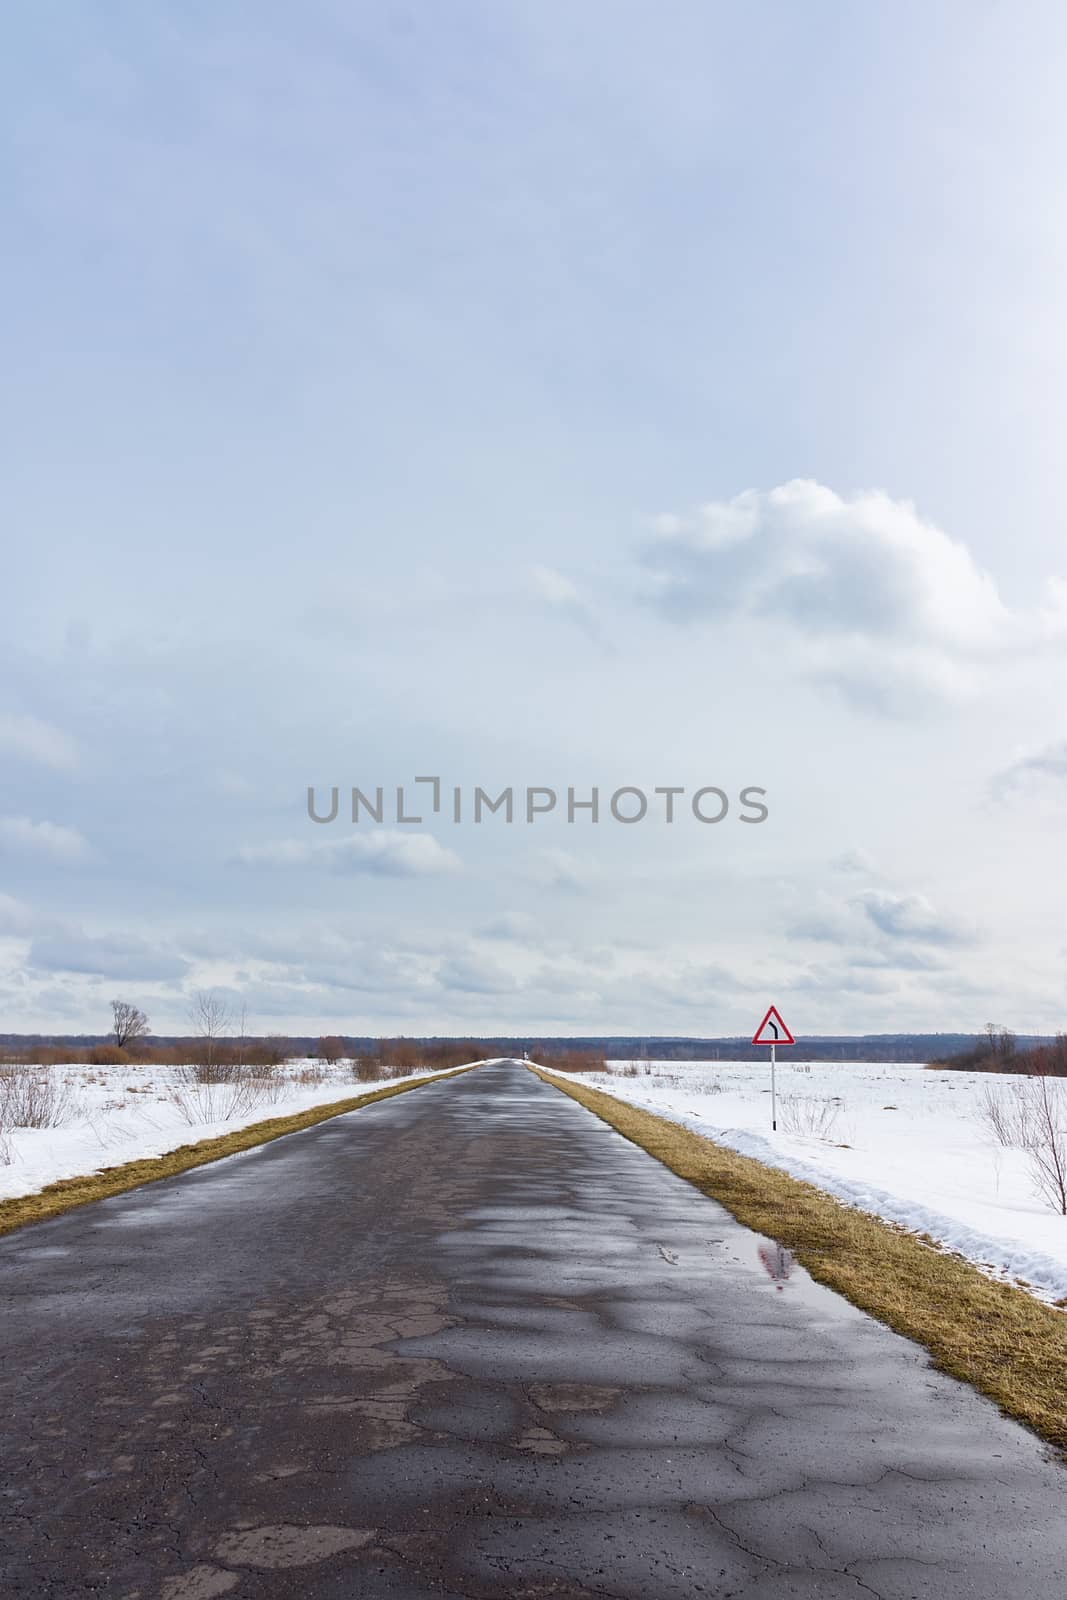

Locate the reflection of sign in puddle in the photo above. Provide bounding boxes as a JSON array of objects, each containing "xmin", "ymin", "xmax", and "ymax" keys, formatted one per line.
[
  {"xmin": 757, "ymin": 1242, "xmax": 796, "ymax": 1291},
  {"xmin": 743, "ymin": 1234, "xmax": 862, "ymax": 1323}
]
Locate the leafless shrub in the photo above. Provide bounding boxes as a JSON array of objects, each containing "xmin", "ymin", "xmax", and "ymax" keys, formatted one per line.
[
  {"xmin": 778, "ymin": 1095, "xmax": 841, "ymax": 1140},
  {"xmin": 0, "ymin": 1065, "xmax": 75, "ymax": 1129},
  {"xmin": 536, "ymin": 1050, "xmax": 607, "ymax": 1074},
  {"xmin": 88, "ymin": 1043, "xmax": 130, "ymax": 1067},
  {"xmin": 977, "ymin": 1081, "xmax": 1031, "ymax": 1149},
  {"xmin": 186, "ymin": 989, "xmax": 236, "ymax": 1080},
  {"xmin": 351, "ymin": 1058, "xmax": 384, "ymax": 1084},
  {"xmin": 979, "ymin": 1073, "xmax": 1067, "ymax": 1214},
  {"xmin": 292, "ymin": 1064, "xmax": 329, "ymax": 1086},
  {"xmin": 167, "ymin": 1063, "xmax": 284, "ymax": 1125},
  {"xmin": 1024, "ymin": 1074, "xmax": 1067, "ymax": 1216}
]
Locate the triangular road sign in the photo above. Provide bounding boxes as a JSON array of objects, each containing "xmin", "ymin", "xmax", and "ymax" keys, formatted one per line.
[{"xmin": 752, "ymin": 1005, "xmax": 794, "ymax": 1046}]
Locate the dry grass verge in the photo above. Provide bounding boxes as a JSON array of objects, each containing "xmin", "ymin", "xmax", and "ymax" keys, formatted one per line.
[
  {"xmin": 0, "ymin": 1068, "xmax": 473, "ymax": 1241},
  {"xmin": 533, "ymin": 1067, "xmax": 1067, "ymax": 1452}
]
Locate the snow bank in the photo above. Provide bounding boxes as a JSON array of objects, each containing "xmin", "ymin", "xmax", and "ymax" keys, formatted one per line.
[
  {"xmin": 546, "ymin": 1060, "xmax": 1067, "ymax": 1306},
  {"xmin": 0, "ymin": 1058, "xmax": 464, "ymax": 1204}
]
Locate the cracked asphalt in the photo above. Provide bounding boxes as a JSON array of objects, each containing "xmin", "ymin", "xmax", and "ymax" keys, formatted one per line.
[{"xmin": 1, "ymin": 1059, "xmax": 1064, "ymax": 1599}]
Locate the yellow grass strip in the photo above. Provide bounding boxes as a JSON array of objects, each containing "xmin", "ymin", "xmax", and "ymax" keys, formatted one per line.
[
  {"xmin": 0, "ymin": 1068, "xmax": 474, "ymax": 1241},
  {"xmin": 533, "ymin": 1067, "xmax": 1067, "ymax": 1452}
]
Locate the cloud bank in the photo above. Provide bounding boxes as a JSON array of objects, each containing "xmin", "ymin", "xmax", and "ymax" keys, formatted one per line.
[{"xmin": 644, "ymin": 480, "xmax": 1067, "ymax": 711}]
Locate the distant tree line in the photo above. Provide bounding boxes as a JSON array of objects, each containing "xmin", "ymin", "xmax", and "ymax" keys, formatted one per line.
[{"xmin": 932, "ymin": 1025, "xmax": 1067, "ymax": 1077}]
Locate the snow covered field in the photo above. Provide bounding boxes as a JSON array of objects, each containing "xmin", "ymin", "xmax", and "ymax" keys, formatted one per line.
[
  {"xmin": 0, "ymin": 1058, "xmax": 461, "ymax": 1204},
  {"xmin": 547, "ymin": 1060, "xmax": 1067, "ymax": 1306}
]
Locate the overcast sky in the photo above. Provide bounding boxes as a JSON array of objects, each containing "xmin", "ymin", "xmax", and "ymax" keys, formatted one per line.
[{"xmin": 3, "ymin": 3, "xmax": 1066, "ymax": 1038}]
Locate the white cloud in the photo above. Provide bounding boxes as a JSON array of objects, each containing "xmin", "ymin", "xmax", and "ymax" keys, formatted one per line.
[
  {"xmin": 0, "ymin": 815, "xmax": 90, "ymax": 862},
  {"xmin": 787, "ymin": 868, "xmax": 971, "ymax": 958},
  {"xmin": 437, "ymin": 952, "xmax": 519, "ymax": 994},
  {"xmin": 527, "ymin": 564, "xmax": 608, "ymax": 647},
  {"xmin": 479, "ymin": 910, "xmax": 538, "ymax": 941},
  {"xmin": 989, "ymin": 740, "xmax": 1067, "ymax": 799},
  {"xmin": 830, "ymin": 848, "xmax": 879, "ymax": 876},
  {"xmin": 29, "ymin": 929, "xmax": 190, "ymax": 981},
  {"xmin": 0, "ymin": 893, "xmax": 38, "ymax": 936},
  {"xmin": 643, "ymin": 480, "xmax": 1067, "ymax": 710},
  {"xmin": 855, "ymin": 889, "xmax": 967, "ymax": 945},
  {"xmin": 527, "ymin": 847, "xmax": 598, "ymax": 894},
  {"xmin": 0, "ymin": 712, "xmax": 78, "ymax": 770},
  {"xmin": 529, "ymin": 564, "xmax": 582, "ymax": 610},
  {"xmin": 234, "ymin": 830, "xmax": 461, "ymax": 878}
]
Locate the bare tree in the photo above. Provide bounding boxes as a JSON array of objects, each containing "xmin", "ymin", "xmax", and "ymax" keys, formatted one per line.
[
  {"xmin": 983, "ymin": 1023, "xmax": 1017, "ymax": 1067},
  {"xmin": 1024, "ymin": 1072, "xmax": 1067, "ymax": 1216},
  {"xmin": 235, "ymin": 1001, "xmax": 250, "ymax": 1064},
  {"xmin": 187, "ymin": 990, "xmax": 234, "ymax": 1081},
  {"xmin": 111, "ymin": 1000, "xmax": 149, "ymax": 1050}
]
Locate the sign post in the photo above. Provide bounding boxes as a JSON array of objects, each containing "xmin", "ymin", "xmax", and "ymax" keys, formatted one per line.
[{"xmin": 752, "ymin": 1005, "xmax": 795, "ymax": 1131}]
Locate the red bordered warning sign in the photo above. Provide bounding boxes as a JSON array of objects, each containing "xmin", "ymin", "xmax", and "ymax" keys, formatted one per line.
[{"xmin": 752, "ymin": 1005, "xmax": 794, "ymax": 1046}]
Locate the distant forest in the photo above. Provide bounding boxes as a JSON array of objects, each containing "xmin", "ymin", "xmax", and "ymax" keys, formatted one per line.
[{"xmin": 0, "ymin": 1030, "xmax": 1057, "ymax": 1065}]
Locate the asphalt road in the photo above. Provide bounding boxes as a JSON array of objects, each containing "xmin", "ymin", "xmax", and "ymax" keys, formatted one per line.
[{"xmin": 1, "ymin": 1060, "xmax": 1064, "ymax": 1599}]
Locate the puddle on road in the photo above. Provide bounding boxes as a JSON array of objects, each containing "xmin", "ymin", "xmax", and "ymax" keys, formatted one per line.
[{"xmin": 727, "ymin": 1230, "xmax": 863, "ymax": 1323}]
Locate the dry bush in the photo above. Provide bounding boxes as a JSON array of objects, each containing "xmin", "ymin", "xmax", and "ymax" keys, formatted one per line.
[
  {"xmin": 978, "ymin": 1081, "xmax": 1031, "ymax": 1149},
  {"xmin": 351, "ymin": 1058, "xmax": 385, "ymax": 1084},
  {"xmin": 9, "ymin": 1044, "xmax": 89, "ymax": 1066},
  {"xmin": 778, "ymin": 1095, "xmax": 842, "ymax": 1140},
  {"xmin": 25, "ymin": 1045, "xmax": 69, "ymax": 1066},
  {"xmin": 186, "ymin": 1056, "xmax": 247, "ymax": 1086},
  {"xmin": 292, "ymin": 1065, "xmax": 329, "ymax": 1086},
  {"xmin": 979, "ymin": 1073, "xmax": 1067, "ymax": 1214},
  {"xmin": 317, "ymin": 1036, "xmax": 344, "ymax": 1064},
  {"xmin": 370, "ymin": 1039, "xmax": 483, "ymax": 1075},
  {"xmin": 1024, "ymin": 1035, "xmax": 1067, "ymax": 1078},
  {"xmin": 88, "ymin": 1043, "xmax": 130, "ymax": 1067},
  {"xmin": 167, "ymin": 1064, "xmax": 285, "ymax": 1126},
  {"xmin": 1024, "ymin": 1075, "xmax": 1067, "ymax": 1215},
  {"xmin": 538, "ymin": 1049, "xmax": 607, "ymax": 1074},
  {"xmin": 0, "ymin": 1065, "xmax": 75, "ymax": 1130}
]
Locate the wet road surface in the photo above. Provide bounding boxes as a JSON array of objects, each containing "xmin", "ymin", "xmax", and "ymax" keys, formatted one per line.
[{"xmin": 1, "ymin": 1059, "xmax": 1064, "ymax": 1598}]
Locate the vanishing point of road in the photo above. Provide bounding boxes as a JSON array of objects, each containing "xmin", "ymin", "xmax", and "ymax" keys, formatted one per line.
[{"xmin": 1, "ymin": 1060, "xmax": 1063, "ymax": 1598}]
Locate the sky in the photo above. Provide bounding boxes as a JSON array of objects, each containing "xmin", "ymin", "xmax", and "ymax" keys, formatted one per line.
[{"xmin": 3, "ymin": 1, "xmax": 1067, "ymax": 1039}]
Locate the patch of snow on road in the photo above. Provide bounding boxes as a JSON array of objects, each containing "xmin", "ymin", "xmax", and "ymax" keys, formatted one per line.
[{"xmin": 547, "ymin": 1060, "xmax": 1067, "ymax": 1306}]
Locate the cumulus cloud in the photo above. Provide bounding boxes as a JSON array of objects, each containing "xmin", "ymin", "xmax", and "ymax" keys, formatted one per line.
[
  {"xmin": 0, "ymin": 815, "xmax": 90, "ymax": 862},
  {"xmin": 855, "ymin": 889, "xmax": 967, "ymax": 945},
  {"xmin": 787, "ymin": 868, "xmax": 971, "ymax": 959},
  {"xmin": 0, "ymin": 712, "xmax": 78, "ymax": 770},
  {"xmin": 643, "ymin": 480, "xmax": 1067, "ymax": 710},
  {"xmin": 233, "ymin": 831, "xmax": 461, "ymax": 878}
]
